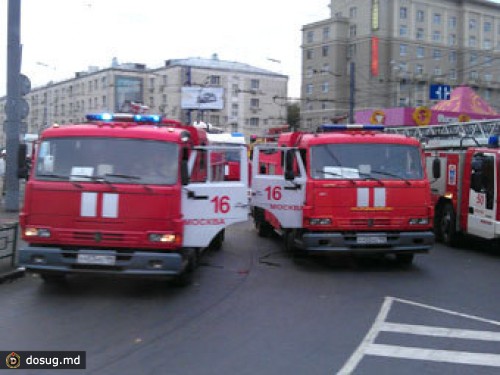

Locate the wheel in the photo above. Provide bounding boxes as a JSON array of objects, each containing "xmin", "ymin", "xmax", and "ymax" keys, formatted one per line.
[
  {"xmin": 437, "ymin": 203, "xmax": 458, "ymax": 246},
  {"xmin": 283, "ymin": 230, "xmax": 306, "ymax": 260},
  {"xmin": 256, "ymin": 220, "xmax": 273, "ymax": 237},
  {"xmin": 170, "ymin": 249, "xmax": 198, "ymax": 287},
  {"xmin": 395, "ymin": 253, "xmax": 414, "ymax": 266},
  {"xmin": 209, "ymin": 229, "xmax": 225, "ymax": 251},
  {"xmin": 39, "ymin": 273, "xmax": 66, "ymax": 283}
]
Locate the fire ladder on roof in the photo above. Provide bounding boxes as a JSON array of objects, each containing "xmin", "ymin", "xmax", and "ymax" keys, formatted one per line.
[{"xmin": 384, "ymin": 119, "xmax": 500, "ymax": 149}]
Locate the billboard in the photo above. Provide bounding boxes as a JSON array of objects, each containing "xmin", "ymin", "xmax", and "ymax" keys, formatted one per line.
[{"xmin": 181, "ymin": 87, "xmax": 224, "ymax": 110}]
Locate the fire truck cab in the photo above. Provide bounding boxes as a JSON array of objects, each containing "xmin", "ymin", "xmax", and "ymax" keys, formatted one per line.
[
  {"xmin": 250, "ymin": 124, "xmax": 434, "ymax": 265},
  {"xmin": 18, "ymin": 113, "xmax": 249, "ymax": 285}
]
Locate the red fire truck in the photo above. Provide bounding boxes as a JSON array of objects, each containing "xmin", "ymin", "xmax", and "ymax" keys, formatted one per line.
[
  {"xmin": 386, "ymin": 120, "xmax": 500, "ymax": 246},
  {"xmin": 18, "ymin": 113, "xmax": 249, "ymax": 285},
  {"xmin": 250, "ymin": 124, "xmax": 434, "ymax": 265}
]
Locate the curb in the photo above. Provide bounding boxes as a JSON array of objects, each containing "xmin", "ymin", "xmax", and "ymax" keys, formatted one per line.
[{"xmin": 0, "ymin": 267, "xmax": 25, "ymax": 284}]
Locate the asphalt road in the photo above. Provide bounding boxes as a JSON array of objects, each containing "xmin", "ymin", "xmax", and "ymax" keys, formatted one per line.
[{"xmin": 2, "ymin": 221, "xmax": 500, "ymax": 375}]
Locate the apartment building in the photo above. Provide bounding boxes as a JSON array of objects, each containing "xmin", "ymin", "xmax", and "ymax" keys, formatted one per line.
[
  {"xmin": 301, "ymin": 0, "xmax": 500, "ymax": 129},
  {"xmin": 0, "ymin": 54, "xmax": 288, "ymax": 145}
]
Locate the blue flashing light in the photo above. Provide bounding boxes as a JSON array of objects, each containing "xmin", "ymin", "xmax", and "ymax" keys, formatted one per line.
[
  {"xmin": 133, "ymin": 114, "xmax": 161, "ymax": 123},
  {"xmin": 86, "ymin": 113, "xmax": 113, "ymax": 121},
  {"xmin": 86, "ymin": 113, "xmax": 162, "ymax": 123},
  {"xmin": 488, "ymin": 135, "xmax": 499, "ymax": 148},
  {"xmin": 231, "ymin": 132, "xmax": 245, "ymax": 137},
  {"xmin": 320, "ymin": 124, "xmax": 384, "ymax": 132}
]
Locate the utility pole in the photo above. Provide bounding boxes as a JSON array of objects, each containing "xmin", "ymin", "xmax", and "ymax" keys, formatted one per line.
[
  {"xmin": 4, "ymin": 0, "xmax": 23, "ymax": 211},
  {"xmin": 349, "ymin": 61, "xmax": 355, "ymax": 124}
]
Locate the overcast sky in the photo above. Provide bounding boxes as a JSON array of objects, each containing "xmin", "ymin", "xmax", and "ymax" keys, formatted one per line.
[{"xmin": 1, "ymin": 0, "xmax": 331, "ymax": 99}]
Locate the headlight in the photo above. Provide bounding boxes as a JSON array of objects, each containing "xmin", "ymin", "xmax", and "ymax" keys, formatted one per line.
[
  {"xmin": 309, "ymin": 218, "xmax": 332, "ymax": 225},
  {"xmin": 408, "ymin": 218, "xmax": 429, "ymax": 225},
  {"xmin": 24, "ymin": 227, "xmax": 51, "ymax": 238},
  {"xmin": 148, "ymin": 233, "xmax": 176, "ymax": 243}
]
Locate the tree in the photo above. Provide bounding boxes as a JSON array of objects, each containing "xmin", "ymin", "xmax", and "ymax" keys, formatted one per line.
[{"xmin": 287, "ymin": 102, "xmax": 300, "ymax": 130}]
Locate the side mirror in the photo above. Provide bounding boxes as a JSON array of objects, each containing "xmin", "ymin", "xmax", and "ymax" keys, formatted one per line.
[
  {"xmin": 432, "ymin": 157, "xmax": 441, "ymax": 179},
  {"xmin": 180, "ymin": 160, "xmax": 189, "ymax": 185}
]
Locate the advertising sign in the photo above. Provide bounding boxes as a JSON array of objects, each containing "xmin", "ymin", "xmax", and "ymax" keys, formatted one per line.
[{"xmin": 181, "ymin": 87, "xmax": 224, "ymax": 110}]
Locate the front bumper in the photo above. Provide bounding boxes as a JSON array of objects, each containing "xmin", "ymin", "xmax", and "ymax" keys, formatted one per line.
[
  {"xmin": 18, "ymin": 246, "xmax": 187, "ymax": 277},
  {"xmin": 299, "ymin": 231, "xmax": 434, "ymax": 254}
]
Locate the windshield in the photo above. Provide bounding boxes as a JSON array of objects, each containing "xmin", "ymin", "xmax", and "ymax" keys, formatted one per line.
[
  {"xmin": 310, "ymin": 143, "xmax": 423, "ymax": 180},
  {"xmin": 35, "ymin": 137, "xmax": 179, "ymax": 185}
]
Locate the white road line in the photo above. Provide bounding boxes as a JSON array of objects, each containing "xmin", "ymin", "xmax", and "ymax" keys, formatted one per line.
[
  {"xmin": 380, "ymin": 322, "xmax": 500, "ymax": 341},
  {"xmin": 337, "ymin": 296, "xmax": 394, "ymax": 375},
  {"xmin": 366, "ymin": 344, "xmax": 500, "ymax": 367},
  {"xmin": 337, "ymin": 296, "xmax": 500, "ymax": 374}
]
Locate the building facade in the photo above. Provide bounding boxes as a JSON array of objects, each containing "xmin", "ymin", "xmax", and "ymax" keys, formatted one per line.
[
  {"xmin": 301, "ymin": 0, "xmax": 500, "ymax": 129},
  {"xmin": 0, "ymin": 55, "xmax": 288, "ymax": 145}
]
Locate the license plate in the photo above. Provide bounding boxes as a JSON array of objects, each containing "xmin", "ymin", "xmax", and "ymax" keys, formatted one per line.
[
  {"xmin": 356, "ymin": 235, "xmax": 387, "ymax": 245},
  {"xmin": 77, "ymin": 254, "xmax": 116, "ymax": 265}
]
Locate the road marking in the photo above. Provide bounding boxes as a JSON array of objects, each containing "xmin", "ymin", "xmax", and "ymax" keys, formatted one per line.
[{"xmin": 337, "ymin": 296, "xmax": 500, "ymax": 374}]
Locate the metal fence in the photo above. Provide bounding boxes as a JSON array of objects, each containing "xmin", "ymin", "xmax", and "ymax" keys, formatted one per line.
[{"xmin": 0, "ymin": 222, "xmax": 19, "ymax": 268}]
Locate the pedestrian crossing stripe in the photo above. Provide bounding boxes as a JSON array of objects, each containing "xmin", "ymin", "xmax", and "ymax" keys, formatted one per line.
[{"xmin": 338, "ymin": 296, "xmax": 500, "ymax": 374}]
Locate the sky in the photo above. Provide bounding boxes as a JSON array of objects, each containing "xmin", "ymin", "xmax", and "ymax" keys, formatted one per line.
[{"xmin": 1, "ymin": 0, "xmax": 331, "ymax": 99}]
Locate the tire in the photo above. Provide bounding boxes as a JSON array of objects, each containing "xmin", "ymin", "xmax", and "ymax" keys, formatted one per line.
[
  {"xmin": 284, "ymin": 230, "xmax": 306, "ymax": 260},
  {"xmin": 438, "ymin": 203, "xmax": 458, "ymax": 246},
  {"xmin": 256, "ymin": 220, "xmax": 273, "ymax": 237},
  {"xmin": 39, "ymin": 273, "xmax": 66, "ymax": 283},
  {"xmin": 209, "ymin": 229, "xmax": 225, "ymax": 251},
  {"xmin": 170, "ymin": 248, "xmax": 198, "ymax": 287},
  {"xmin": 395, "ymin": 253, "xmax": 414, "ymax": 267}
]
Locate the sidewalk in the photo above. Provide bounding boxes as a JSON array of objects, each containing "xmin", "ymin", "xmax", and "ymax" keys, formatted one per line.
[{"xmin": 0, "ymin": 191, "xmax": 26, "ymax": 284}]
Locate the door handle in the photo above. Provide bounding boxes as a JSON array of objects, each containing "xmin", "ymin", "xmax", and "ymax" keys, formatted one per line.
[{"xmin": 187, "ymin": 191, "xmax": 209, "ymax": 200}]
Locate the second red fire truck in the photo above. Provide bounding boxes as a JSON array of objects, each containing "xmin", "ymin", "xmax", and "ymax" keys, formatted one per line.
[{"xmin": 250, "ymin": 124, "xmax": 435, "ymax": 265}]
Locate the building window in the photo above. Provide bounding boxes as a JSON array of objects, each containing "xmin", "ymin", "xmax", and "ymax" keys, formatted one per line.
[
  {"xmin": 322, "ymin": 45, "xmax": 329, "ymax": 57},
  {"xmin": 432, "ymin": 31, "xmax": 441, "ymax": 42},
  {"xmin": 400, "ymin": 25, "xmax": 408, "ymax": 37},
  {"xmin": 250, "ymin": 79, "xmax": 260, "ymax": 90},
  {"xmin": 306, "ymin": 30, "xmax": 314, "ymax": 43},
  {"xmin": 484, "ymin": 73, "xmax": 493, "ymax": 82},
  {"xmin": 306, "ymin": 67, "xmax": 314, "ymax": 78},
  {"xmin": 349, "ymin": 25, "xmax": 357, "ymax": 37},
  {"xmin": 484, "ymin": 55, "xmax": 493, "ymax": 66},
  {"xmin": 349, "ymin": 7, "xmax": 357, "ymax": 18},
  {"xmin": 231, "ymin": 103, "xmax": 238, "ymax": 117},
  {"xmin": 400, "ymin": 7, "xmax": 407, "ymax": 19},
  {"xmin": 448, "ymin": 16, "xmax": 457, "ymax": 29},
  {"xmin": 232, "ymin": 84, "xmax": 239, "ymax": 96},
  {"xmin": 449, "ymin": 51, "xmax": 457, "ymax": 63},
  {"xmin": 470, "ymin": 53, "xmax": 477, "ymax": 63},
  {"xmin": 484, "ymin": 22, "xmax": 492, "ymax": 33},
  {"xmin": 348, "ymin": 44, "xmax": 357, "ymax": 59},
  {"xmin": 433, "ymin": 13, "xmax": 441, "ymax": 25},
  {"xmin": 469, "ymin": 36, "xmax": 476, "ymax": 48},
  {"xmin": 400, "ymin": 44, "xmax": 408, "ymax": 56},
  {"xmin": 209, "ymin": 76, "xmax": 220, "ymax": 85},
  {"xmin": 249, "ymin": 118, "xmax": 259, "ymax": 127},
  {"xmin": 322, "ymin": 81, "xmax": 329, "ymax": 93},
  {"xmin": 470, "ymin": 71, "xmax": 478, "ymax": 80},
  {"xmin": 433, "ymin": 67, "xmax": 442, "ymax": 76},
  {"xmin": 306, "ymin": 84, "xmax": 313, "ymax": 95},
  {"xmin": 416, "ymin": 28, "xmax": 424, "ymax": 40},
  {"xmin": 416, "ymin": 46, "xmax": 425, "ymax": 58},
  {"xmin": 469, "ymin": 19, "xmax": 476, "ymax": 30},
  {"xmin": 415, "ymin": 64, "xmax": 423, "ymax": 74},
  {"xmin": 306, "ymin": 49, "xmax": 313, "ymax": 60},
  {"xmin": 449, "ymin": 69, "xmax": 457, "ymax": 80},
  {"xmin": 433, "ymin": 49, "xmax": 442, "ymax": 60},
  {"xmin": 483, "ymin": 40, "xmax": 492, "ymax": 49},
  {"xmin": 323, "ymin": 27, "xmax": 330, "ymax": 40},
  {"xmin": 448, "ymin": 34, "xmax": 456, "ymax": 46},
  {"xmin": 250, "ymin": 98, "xmax": 259, "ymax": 108},
  {"xmin": 416, "ymin": 10, "xmax": 424, "ymax": 22}
]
